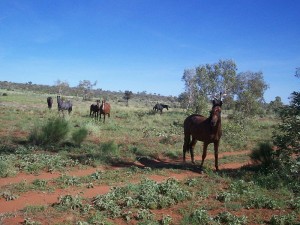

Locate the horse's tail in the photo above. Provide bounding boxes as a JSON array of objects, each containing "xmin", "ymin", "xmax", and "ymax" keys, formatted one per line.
[
  {"xmin": 183, "ymin": 117, "xmax": 192, "ymax": 157},
  {"xmin": 68, "ymin": 104, "xmax": 72, "ymax": 114},
  {"xmin": 90, "ymin": 104, "xmax": 93, "ymax": 116}
]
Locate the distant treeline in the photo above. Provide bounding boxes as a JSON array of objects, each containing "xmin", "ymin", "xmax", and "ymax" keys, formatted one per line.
[{"xmin": 0, "ymin": 80, "xmax": 179, "ymax": 105}]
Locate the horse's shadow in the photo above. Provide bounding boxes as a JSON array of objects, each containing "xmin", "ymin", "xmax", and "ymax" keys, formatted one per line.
[{"xmin": 112, "ymin": 156, "xmax": 204, "ymax": 174}]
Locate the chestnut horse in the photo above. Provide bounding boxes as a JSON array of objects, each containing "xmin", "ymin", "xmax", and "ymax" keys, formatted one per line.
[
  {"xmin": 183, "ymin": 99, "xmax": 222, "ymax": 171},
  {"xmin": 99, "ymin": 100, "xmax": 111, "ymax": 123}
]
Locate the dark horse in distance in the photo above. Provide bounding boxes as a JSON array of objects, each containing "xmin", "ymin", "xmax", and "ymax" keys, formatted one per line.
[
  {"xmin": 183, "ymin": 98, "xmax": 223, "ymax": 171},
  {"xmin": 90, "ymin": 100, "xmax": 100, "ymax": 119},
  {"xmin": 47, "ymin": 97, "xmax": 53, "ymax": 109},
  {"xmin": 57, "ymin": 96, "xmax": 72, "ymax": 115},
  {"xmin": 153, "ymin": 103, "xmax": 169, "ymax": 114}
]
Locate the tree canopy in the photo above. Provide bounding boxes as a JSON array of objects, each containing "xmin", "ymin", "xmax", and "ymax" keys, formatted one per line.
[{"xmin": 180, "ymin": 59, "xmax": 268, "ymax": 115}]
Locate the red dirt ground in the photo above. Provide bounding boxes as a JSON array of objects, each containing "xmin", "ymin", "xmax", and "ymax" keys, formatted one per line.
[{"xmin": 0, "ymin": 150, "xmax": 287, "ymax": 225}]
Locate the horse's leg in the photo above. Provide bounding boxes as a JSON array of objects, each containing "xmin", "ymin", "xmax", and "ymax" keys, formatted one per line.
[
  {"xmin": 103, "ymin": 114, "xmax": 105, "ymax": 123},
  {"xmin": 190, "ymin": 138, "xmax": 197, "ymax": 164},
  {"xmin": 200, "ymin": 142, "xmax": 209, "ymax": 168},
  {"xmin": 214, "ymin": 141, "xmax": 219, "ymax": 171},
  {"xmin": 183, "ymin": 134, "xmax": 190, "ymax": 163}
]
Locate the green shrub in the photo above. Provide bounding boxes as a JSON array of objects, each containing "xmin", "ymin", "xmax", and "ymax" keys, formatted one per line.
[
  {"xmin": 100, "ymin": 141, "xmax": 119, "ymax": 157},
  {"xmin": 183, "ymin": 208, "xmax": 213, "ymax": 225},
  {"xmin": 245, "ymin": 195, "xmax": 278, "ymax": 209},
  {"xmin": 0, "ymin": 160, "xmax": 16, "ymax": 177},
  {"xmin": 269, "ymin": 213, "xmax": 298, "ymax": 225},
  {"xmin": 57, "ymin": 194, "xmax": 83, "ymax": 210},
  {"xmin": 214, "ymin": 211, "xmax": 247, "ymax": 225},
  {"xmin": 250, "ymin": 142, "xmax": 276, "ymax": 168},
  {"xmin": 29, "ymin": 118, "xmax": 69, "ymax": 146},
  {"xmin": 71, "ymin": 127, "xmax": 88, "ymax": 146}
]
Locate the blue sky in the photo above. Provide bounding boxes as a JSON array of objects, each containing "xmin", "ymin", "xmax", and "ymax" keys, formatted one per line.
[{"xmin": 0, "ymin": 0, "xmax": 299, "ymax": 104}]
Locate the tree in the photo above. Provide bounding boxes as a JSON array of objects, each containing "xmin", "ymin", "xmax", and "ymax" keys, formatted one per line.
[
  {"xmin": 234, "ymin": 71, "xmax": 268, "ymax": 116},
  {"xmin": 181, "ymin": 59, "xmax": 237, "ymax": 114},
  {"xmin": 178, "ymin": 92, "xmax": 189, "ymax": 109},
  {"xmin": 123, "ymin": 90, "xmax": 133, "ymax": 106},
  {"xmin": 77, "ymin": 80, "xmax": 97, "ymax": 101},
  {"xmin": 55, "ymin": 80, "xmax": 69, "ymax": 95},
  {"xmin": 270, "ymin": 70, "xmax": 300, "ymax": 191},
  {"xmin": 268, "ymin": 96, "xmax": 284, "ymax": 114},
  {"xmin": 273, "ymin": 91, "xmax": 300, "ymax": 156}
]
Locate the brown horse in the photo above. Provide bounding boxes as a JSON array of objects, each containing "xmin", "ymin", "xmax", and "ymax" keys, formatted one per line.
[
  {"xmin": 99, "ymin": 100, "xmax": 111, "ymax": 123},
  {"xmin": 183, "ymin": 99, "xmax": 222, "ymax": 171}
]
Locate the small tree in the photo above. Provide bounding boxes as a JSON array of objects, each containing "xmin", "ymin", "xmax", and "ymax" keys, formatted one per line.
[
  {"xmin": 181, "ymin": 59, "xmax": 237, "ymax": 114},
  {"xmin": 273, "ymin": 91, "xmax": 300, "ymax": 156},
  {"xmin": 271, "ymin": 71, "xmax": 300, "ymax": 191},
  {"xmin": 234, "ymin": 71, "xmax": 268, "ymax": 116},
  {"xmin": 78, "ymin": 80, "xmax": 97, "ymax": 101},
  {"xmin": 55, "ymin": 80, "xmax": 69, "ymax": 95},
  {"xmin": 267, "ymin": 96, "xmax": 284, "ymax": 114},
  {"xmin": 123, "ymin": 90, "xmax": 133, "ymax": 106}
]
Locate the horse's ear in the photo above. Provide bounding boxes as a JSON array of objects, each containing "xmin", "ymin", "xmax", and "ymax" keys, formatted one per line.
[
  {"xmin": 212, "ymin": 99, "xmax": 217, "ymax": 106},
  {"xmin": 212, "ymin": 99, "xmax": 222, "ymax": 107}
]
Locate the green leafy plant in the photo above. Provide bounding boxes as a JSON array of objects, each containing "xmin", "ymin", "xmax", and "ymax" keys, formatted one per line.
[
  {"xmin": 0, "ymin": 160, "xmax": 16, "ymax": 177},
  {"xmin": 161, "ymin": 215, "xmax": 172, "ymax": 225},
  {"xmin": 57, "ymin": 194, "xmax": 83, "ymax": 210},
  {"xmin": 269, "ymin": 213, "xmax": 297, "ymax": 225},
  {"xmin": 214, "ymin": 211, "xmax": 247, "ymax": 225},
  {"xmin": 245, "ymin": 195, "xmax": 278, "ymax": 209},
  {"xmin": 185, "ymin": 208, "xmax": 214, "ymax": 225}
]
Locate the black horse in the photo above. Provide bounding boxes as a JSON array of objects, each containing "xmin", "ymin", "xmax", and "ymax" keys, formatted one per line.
[
  {"xmin": 57, "ymin": 96, "xmax": 72, "ymax": 115},
  {"xmin": 47, "ymin": 97, "xmax": 53, "ymax": 109},
  {"xmin": 153, "ymin": 103, "xmax": 169, "ymax": 114},
  {"xmin": 90, "ymin": 100, "xmax": 100, "ymax": 119}
]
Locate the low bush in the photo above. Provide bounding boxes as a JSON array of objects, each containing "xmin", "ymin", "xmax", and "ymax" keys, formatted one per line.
[
  {"xmin": 71, "ymin": 127, "xmax": 88, "ymax": 146},
  {"xmin": 250, "ymin": 142, "xmax": 276, "ymax": 168},
  {"xmin": 29, "ymin": 118, "xmax": 69, "ymax": 146}
]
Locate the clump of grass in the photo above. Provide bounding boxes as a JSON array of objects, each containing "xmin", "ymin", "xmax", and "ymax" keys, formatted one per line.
[
  {"xmin": 29, "ymin": 118, "xmax": 69, "ymax": 146},
  {"xmin": 100, "ymin": 141, "xmax": 119, "ymax": 157},
  {"xmin": 0, "ymin": 160, "xmax": 16, "ymax": 177},
  {"xmin": 71, "ymin": 127, "xmax": 88, "ymax": 146}
]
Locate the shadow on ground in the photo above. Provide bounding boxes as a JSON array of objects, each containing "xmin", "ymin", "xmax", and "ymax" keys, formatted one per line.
[{"xmin": 110, "ymin": 156, "xmax": 205, "ymax": 174}]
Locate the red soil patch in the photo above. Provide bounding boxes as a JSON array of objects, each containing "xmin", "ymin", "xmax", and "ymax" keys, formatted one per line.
[{"xmin": 0, "ymin": 150, "xmax": 253, "ymax": 224}]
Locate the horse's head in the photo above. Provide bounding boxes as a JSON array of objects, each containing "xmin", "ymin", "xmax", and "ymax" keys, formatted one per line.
[{"xmin": 210, "ymin": 105, "xmax": 222, "ymax": 127}]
